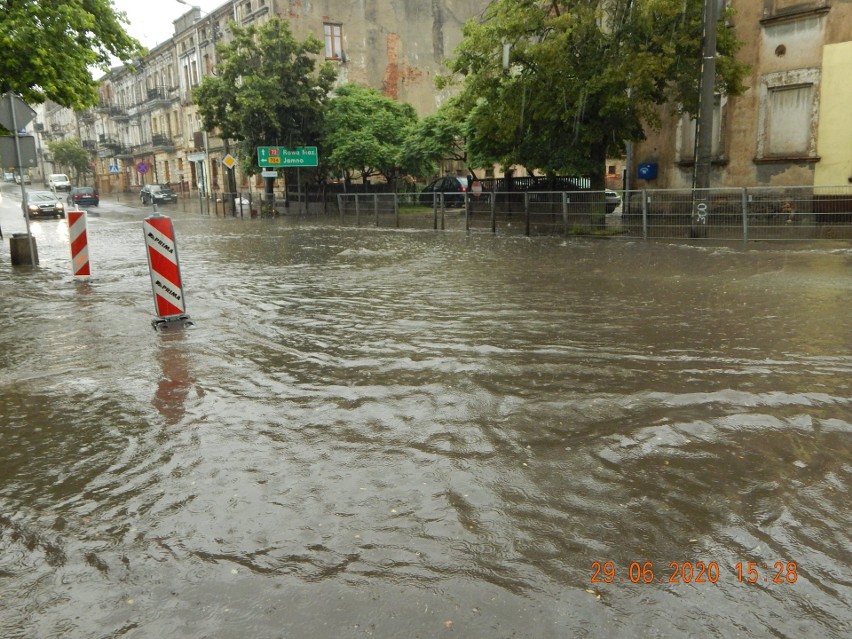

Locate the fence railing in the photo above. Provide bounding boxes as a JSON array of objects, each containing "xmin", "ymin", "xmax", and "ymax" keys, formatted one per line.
[
  {"xmin": 621, "ymin": 186, "xmax": 852, "ymax": 242},
  {"xmin": 332, "ymin": 186, "xmax": 852, "ymax": 242},
  {"xmin": 158, "ymin": 186, "xmax": 852, "ymax": 243}
]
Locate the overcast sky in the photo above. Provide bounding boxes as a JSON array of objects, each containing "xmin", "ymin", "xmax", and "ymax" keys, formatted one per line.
[{"xmin": 111, "ymin": 0, "xmax": 223, "ymax": 50}]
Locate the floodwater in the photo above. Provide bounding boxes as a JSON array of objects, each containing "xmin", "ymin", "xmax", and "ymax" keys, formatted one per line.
[{"xmin": 1, "ymin": 191, "xmax": 850, "ymax": 638}]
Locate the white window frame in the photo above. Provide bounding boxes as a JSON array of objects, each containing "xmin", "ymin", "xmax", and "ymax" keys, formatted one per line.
[{"xmin": 755, "ymin": 68, "xmax": 820, "ymax": 160}]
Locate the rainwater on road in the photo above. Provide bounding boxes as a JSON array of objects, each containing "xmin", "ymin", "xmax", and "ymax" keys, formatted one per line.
[{"xmin": 1, "ymin": 189, "xmax": 850, "ymax": 638}]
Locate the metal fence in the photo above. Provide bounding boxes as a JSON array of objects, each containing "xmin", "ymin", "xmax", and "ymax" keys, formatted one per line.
[
  {"xmin": 334, "ymin": 186, "xmax": 852, "ymax": 242},
  {"xmin": 622, "ymin": 186, "xmax": 852, "ymax": 242}
]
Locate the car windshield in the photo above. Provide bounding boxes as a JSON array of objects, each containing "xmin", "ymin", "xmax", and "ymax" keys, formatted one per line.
[
  {"xmin": 149, "ymin": 185, "xmax": 163, "ymax": 192},
  {"xmin": 31, "ymin": 192, "xmax": 56, "ymax": 202},
  {"xmin": 51, "ymin": 174, "xmax": 68, "ymax": 181},
  {"xmin": 74, "ymin": 188, "xmax": 95, "ymax": 194}
]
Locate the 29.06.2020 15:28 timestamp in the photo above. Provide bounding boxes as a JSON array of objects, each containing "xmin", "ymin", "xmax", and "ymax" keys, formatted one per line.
[{"xmin": 591, "ymin": 561, "xmax": 798, "ymax": 584}]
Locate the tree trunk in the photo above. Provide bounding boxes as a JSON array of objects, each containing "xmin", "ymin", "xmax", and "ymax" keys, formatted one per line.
[{"xmin": 589, "ymin": 141, "xmax": 607, "ymax": 191}]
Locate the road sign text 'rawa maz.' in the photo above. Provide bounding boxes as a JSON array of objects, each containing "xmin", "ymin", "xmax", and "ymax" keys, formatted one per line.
[{"xmin": 257, "ymin": 146, "xmax": 318, "ymax": 167}]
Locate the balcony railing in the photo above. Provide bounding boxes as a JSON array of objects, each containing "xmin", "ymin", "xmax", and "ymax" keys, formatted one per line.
[
  {"xmin": 151, "ymin": 134, "xmax": 176, "ymax": 151},
  {"xmin": 142, "ymin": 85, "xmax": 177, "ymax": 112},
  {"xmin": 95, "ymin": 102, "xmax": 127, "ymax": 118}
]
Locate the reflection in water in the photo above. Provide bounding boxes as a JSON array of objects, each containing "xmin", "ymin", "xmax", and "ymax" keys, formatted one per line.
[
  {"xmin": 154, "ymin": 332, "xmax": 200, "ymax": 426},
  {"xmin": 0, "ymin": 216, "xmax": 850, "ymax": 638}
]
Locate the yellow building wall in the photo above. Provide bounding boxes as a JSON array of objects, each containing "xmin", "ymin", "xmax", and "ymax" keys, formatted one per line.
[{"xmin": 815, "ymin": 41, "xmax": 852, "ymax": 187}]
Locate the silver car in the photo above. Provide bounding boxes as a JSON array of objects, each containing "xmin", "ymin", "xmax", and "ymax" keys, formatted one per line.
[{"xmin": 605, "ymin": 190, "xmax": 622, "ymax": 213}]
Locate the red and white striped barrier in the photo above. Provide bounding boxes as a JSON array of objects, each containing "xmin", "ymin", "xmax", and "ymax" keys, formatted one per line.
[
  {"xmin": 67, "ymin": 209, "xmax": 90, "ymax": 277},
  {"xmin": 143, "ymin": 212, "xmax": 194, "ymax": 330}
]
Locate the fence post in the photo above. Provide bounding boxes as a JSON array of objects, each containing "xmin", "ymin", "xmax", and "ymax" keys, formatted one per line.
[
  {"xmin": 394, "ymin": 193, "xmax": 399, "ymax": 228},
  {"xmin": 741, "ymin": 187, "xmax": 749, "ymax": 245},
  {"xmin": 490, "ymin": 191, "xmax": 497, "ymax": 234},
  {"xmin": 524, "ymin": 192, "xmax": 530, "ymax": 236},
  {"xmin": 337, "ymin": 194, "xmax": 344, "ymax": 224},
  {"xmin": 355, "ymin": 194, "xmax": 361, "ymax": 227},
  {"xmin": 374, "ymin": 193, "xmax": 379, "ymax": 227},
  {"xmin": 433, "ymin": 195, "xmax": 438, "ymax": 230},
  {"xmin": 562, "ymin": 192, "xmax": 569, "ymax": 235},
  {"xmin": 642, "ymin": 190, "xmax": 649, "ymax": 240},
  {"xmin": 465, "ymin": 193, "xmax": 470, "ymax": 232},
  {"xmin": 441, "ymin": 194, "xmax": 446, "ymax": 230}
]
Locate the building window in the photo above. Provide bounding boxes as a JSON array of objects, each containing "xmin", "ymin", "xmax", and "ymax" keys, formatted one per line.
[
  {"xmin": 755, "ymin": 68, "xmax": 820, "ymax": 160},
  {"xmin": 767, "ymin": 85, "xmax": 813, "ymax": 155},
  {"xmin": 324, "ymin": 23, "xmax": 343, "ymax": 59},
  {"xmin": 678, "ymin": 96, "xmax": 725, "ymax": 162}
]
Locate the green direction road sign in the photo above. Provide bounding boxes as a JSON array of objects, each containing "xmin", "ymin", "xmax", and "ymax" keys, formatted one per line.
[{"xmin": 257, "ymin": 146, "xmax": 318, "ymax": 167}]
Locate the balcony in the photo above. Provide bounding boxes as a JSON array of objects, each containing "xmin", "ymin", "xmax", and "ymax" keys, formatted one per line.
[
  {"xmin": 146, "ymin": 86, "xmax": 176, "ymax": 110},
  {"xmin": 151, "ymin": 134, "xmax": 176, "ymax": 152},
  {"xmin": 96, "ymin": 138, "xmax": 120, "ymax": 157},
  {"xmin": 95, "ymin": 101, "xmax": 126, "ymax": 117}
]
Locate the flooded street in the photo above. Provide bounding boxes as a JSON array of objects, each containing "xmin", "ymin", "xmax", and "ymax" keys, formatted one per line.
[{"xmin": 1, "ymin": 191, "xmax": 850, "ymax": 638}]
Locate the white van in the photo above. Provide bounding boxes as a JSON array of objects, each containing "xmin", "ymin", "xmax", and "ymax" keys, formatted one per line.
[{"xmin": 48, "ymin": 173, "xmax": 71, "ymax": 192}]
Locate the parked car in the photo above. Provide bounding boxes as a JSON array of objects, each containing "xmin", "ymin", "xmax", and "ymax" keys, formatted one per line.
[
  {"xmin": 67, "ymin": 186, "xmax": 100, "ymax": 208},
  {"xmin": 605, "ymin": 190, "xmax": 622, "ymax": 214},
  {"xmin": 419, "ymin": 176, "xmax": 471, "ymax": 207},
  {"xmin": 140, "ymin": 183, "xmax": 178, "ymax": 205},
  {"xmin": 3, "ymin": 171, "xmax": 14, "ymax": 182},
  {"xmin": 24, "ymin": 191, "xmax": 65, "ymax": 219},
  {"xmin": 14, "ymin": 172, "xmax": 31, "ymax": 185},
  {"xmin": 48, "ymin": 173, "xmax": 71, "ymax": 192}
]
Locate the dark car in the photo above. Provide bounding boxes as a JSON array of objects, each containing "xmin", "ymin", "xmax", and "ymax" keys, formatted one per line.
[
  {"xmin": 67, "ymin": 186, "xmax": 100, "ymax": 208},
  {"xmin": 419, "ymin": 176, "xmax": 471, "ymax": 207},
  {"xmin": 140, "ymin": 184, "xmax": 178, "ymax": 205},
  {"xmin": 24, "ymin": 191, "xmax": 65, "ymax": 219}
]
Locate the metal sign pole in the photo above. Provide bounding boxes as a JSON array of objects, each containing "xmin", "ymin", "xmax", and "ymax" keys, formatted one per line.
[{"xmin": 8, "ymin": 93, "xmax": 36, "ymax": 266}]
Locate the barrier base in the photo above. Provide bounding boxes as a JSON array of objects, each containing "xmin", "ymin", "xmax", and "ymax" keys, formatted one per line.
[
  {"xmin": 152, "ymin": 314, "xmax": 195, "ymax": 331},
  {"xmin": 10, "ymin": 233, "xmax": 38, "ymax": 266}
]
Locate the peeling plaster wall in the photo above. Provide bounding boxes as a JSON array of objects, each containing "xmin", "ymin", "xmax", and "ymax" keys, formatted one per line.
[
  {"xmin": 279, "ymin": 0, "xmax": 487, "ymax": 114},
  {"xmin": 635, "ymin": 0, "xmax": 852, "ymax": 189}
]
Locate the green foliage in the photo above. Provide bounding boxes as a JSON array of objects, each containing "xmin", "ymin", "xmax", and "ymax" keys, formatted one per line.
[
  {"xmin": 194, "ymin": 18, "xmax": 336, "ymax": 176},
  {"xmin": 47, "ymin": 138, "xmax": 91, "ymax": 179},
  {"xmin": 445, "ymin": 0, "xmax": 748, "ymax": 188},
  {"xmin": 322, "ymin": 83, "xmax": 418, "ymax": 188},
  {"xmin": 399, "ymin": 101, "xmax": 472, "ymax": 178},
  {"xmin": 0, "ymin": 0, "xmax": 142, "ymax": 109}
]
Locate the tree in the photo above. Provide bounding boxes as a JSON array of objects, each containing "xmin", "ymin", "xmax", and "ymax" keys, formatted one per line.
[
  {"xmin": 442, "ymin": 0, "xmax": 748, "ymax": 189},
  {"xmin": 399, "ymin": 101, "xmax": 471, "ymax": 180},
  {"xmin": 0, "ymin": 0, "xmax": 142, "ymax": 111},
  {"xmin": 47, "ymin": 138, "xmax": 92, "ymax": 183},
  {"xmin": 322, "ymin": 83, "xmax": 418, "ymax": 191},
  {"xmin": 194, "ymin": 17, "xmax": 336, "ymax": 188}
]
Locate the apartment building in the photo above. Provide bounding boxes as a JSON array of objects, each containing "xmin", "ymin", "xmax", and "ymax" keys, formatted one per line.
[
  {"xmin": 633, "ymin": 0, "xmax": 852, "ymax": 190},
  {"xmin": 38, "ymin": 0, "xmax": 489, "ymax": 195}
]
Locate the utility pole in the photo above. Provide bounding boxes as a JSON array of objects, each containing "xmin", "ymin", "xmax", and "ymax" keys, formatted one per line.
[{"xmin": 691, "ymin": 0, "xmax": 719, "ymax": 238}]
